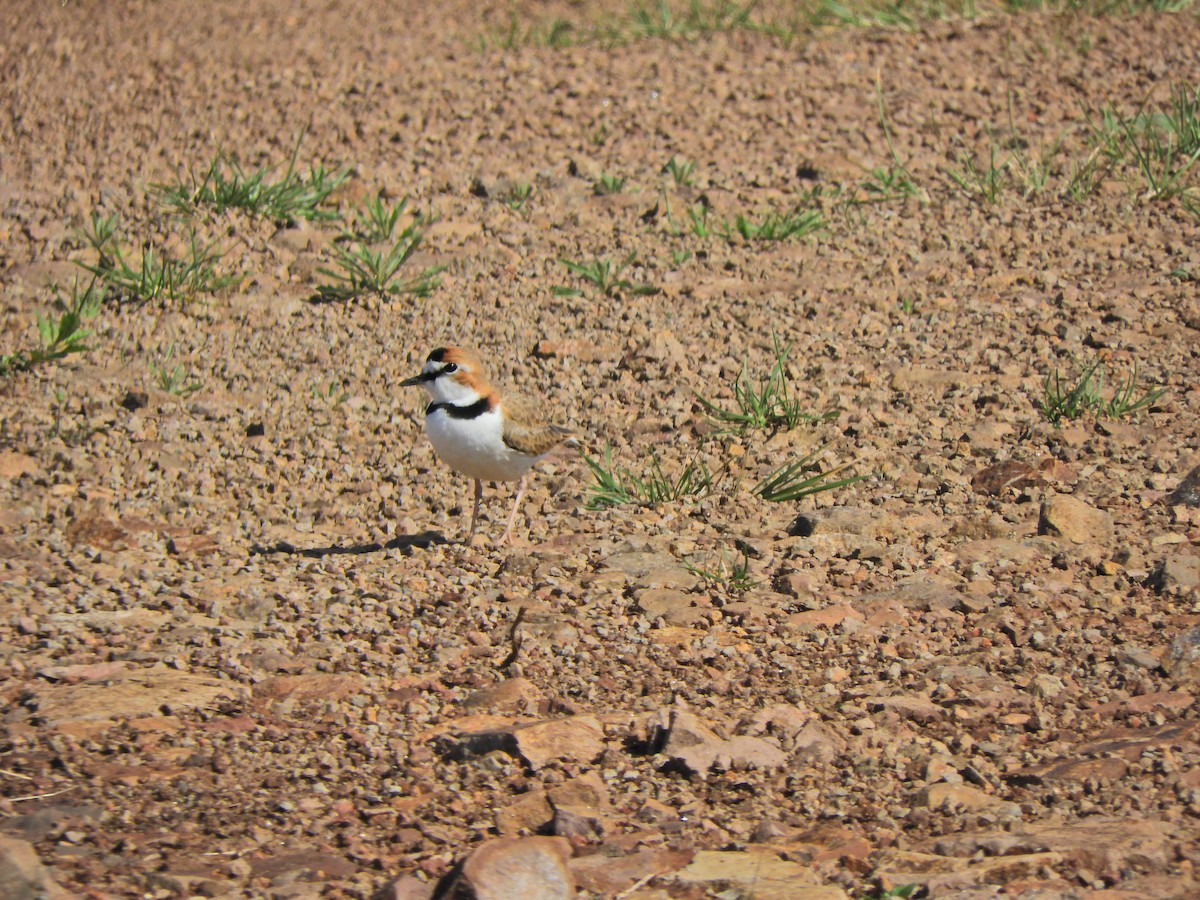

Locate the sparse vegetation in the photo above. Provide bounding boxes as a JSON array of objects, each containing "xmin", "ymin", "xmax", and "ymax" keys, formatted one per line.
[
  {"xmin": 498, "ymin": 182, "xmax": 534, "ymax": 212},
  {"xmin": 151, "ymin": 344, "xmax": 203, "ymax": 397},
  {"xmin": 685, "ymin": 542, "xmax": 758, "ymax": 592},
  {"xmin": 663, "ymin": 155, "xmax": 696, "ymax": 187},
  {"xmin": 315, "ymin": 213, "xmax": 444, "ymax": 302},
  {"xmin": 0, "ymin": 280, "xmax": 102, "ymax": 377},
  {"xmin": 346, "ymin": 195, "xmax": 408, "ymax": 243},
  {"xmin": 583, "ymin": 445, "xmax": 714, "ymax": 508},
  {"xmin": 1040, "ymin": 359, "xmax": 1166, "ymax": 425},
  {"xmin": 78, "ymin": 229, "xmax": 236, "ymax": 306},
  {"xmin": 718, "ymin": 204, "xmax": 826, "ymax": 241},
  {"xmin": 753, "ymin": 449, "xmax": 864, "ymax": 502},
  {"xmin": 153, "ymin": 134, "xmax": 349, "ymax": 224},
  {"xmin": 554, "ymin": 253, "xmax": 659, "ymax": 298},
  {"xmin": 696, "ymin": 338, "xmax": 836, "ymax": 434},
  {"xmin": 594, "ymin": 173, "xmax": 627, "ymax": 195}
]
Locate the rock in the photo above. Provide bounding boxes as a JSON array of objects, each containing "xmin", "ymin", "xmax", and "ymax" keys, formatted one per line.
[
  {"xmin": 863, "ymin": 576, "xmax": 961, "ymax": 612},
  {"xmin": 1164, "ymin": 626, "xmax": 1200, "ymax": 686},
  {"xmin": 445, "ymin": 836, "xmax": 574, "ymax": 900},
  {"xmin": 914, "ymin": 783, "xmax": 1021, "ymax": 817},
  {"xmin": 548, "ymin": 772, "xmax": 612, "ymax": 841},
  {"xmin": 669, "ymin": 849, "xmax": 844, "ymax": 899},
  {"xmin": 495, "ymin": 790, "xmax": 553, "ymax": 836},
  {"xmin": 1038, "ymin": 493, "xmax": 1113, "ymax": 545},
  {"xmin": 931, "ymin": 817, "xmax": 1170, "ymax": 881},
  {"xmin": 570, "ymin": 847, "xmax": 693, "ymax": 895},
  {"xmin": 25, "ymin": 668, "xmax": 248, "ymax": 726},
  {"xmin": 653, "ymin": 709, "xmax": 787, "ymax": 776},
  {"xmin": 254, "ymin": 673, "xmax": 366, "ymax": 703},
  {"xmin": 1166, "ymin": 464, "xmax": 1200, "ymax": 507},
  {"xmin": 875, "ymin": 848, "xmax": 1063, "ymax": 895},
  {"xmin": 635, "ymin": 588, "xmax": 706, "ymax": 626},
  {"xmin": 1148, "ymin": 552, "xmax": 1200, "ymax": 595},
  {"xmin": 385, "ymin": 875, "xmax": 435, "ymax": 900},
  {"xmin": 512, "ymin": 716, "xmax": 605, "ymax": 770},
  {"xmin": 0, "ymin": 451, "xmax": 40, "ymax": 480},
  {"xmin": 0, "ymin": 836, "xmax": 71, "ymax": 900},
  {"xmin": 784, "ymin": 603, "xmax": 864, "ymax": 633},
  {"xmin": 1030, "ymin": 673, "xmax": 1066, "ymax": 699}
]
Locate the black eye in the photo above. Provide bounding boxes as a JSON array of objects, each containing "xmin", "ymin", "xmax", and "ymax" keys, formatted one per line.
[{"xmin": 443, "ymin": 363, "xmax": 458, "ymax": 373}]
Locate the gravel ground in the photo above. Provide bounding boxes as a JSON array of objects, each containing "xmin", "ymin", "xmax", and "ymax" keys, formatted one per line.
[{"xmin": 2, "ymin": 1, "xmax": 1200, "ymax": 898}]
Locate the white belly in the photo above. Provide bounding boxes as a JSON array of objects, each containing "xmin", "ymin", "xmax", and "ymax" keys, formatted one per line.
[{"xmin": 425, "ymin": 407, "xmax": 538, "ymax": 483}]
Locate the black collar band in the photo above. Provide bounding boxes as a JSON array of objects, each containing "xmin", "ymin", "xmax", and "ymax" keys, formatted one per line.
[{"xmin": 427, "ymin": 397, "xmax": 490, "ymax": 419}]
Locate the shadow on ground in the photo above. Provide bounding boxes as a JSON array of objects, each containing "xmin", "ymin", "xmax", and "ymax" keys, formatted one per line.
[{"xmin": 250, "ymin": 531, "xmax": 446, "ymax": 558}]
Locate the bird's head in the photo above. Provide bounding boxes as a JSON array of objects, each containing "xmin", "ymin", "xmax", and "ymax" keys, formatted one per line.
[{"xmin": 400, "ymin": 347, "xmax": 489, "ymax": 404}]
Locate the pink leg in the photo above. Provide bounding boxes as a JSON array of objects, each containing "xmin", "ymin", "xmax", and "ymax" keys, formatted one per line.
[
  {"xmin": 467, "ymin": 478, "xmax": 483, "ymax": 542},
  {"xmin": 499, "ymin": 474, "xmax": 527, "ymax": 545}
]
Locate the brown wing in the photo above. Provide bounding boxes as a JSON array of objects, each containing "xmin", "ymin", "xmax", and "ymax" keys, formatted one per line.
[{"xmin": 500, "ymin": 393, "xmax": 575, "ymax": 457}]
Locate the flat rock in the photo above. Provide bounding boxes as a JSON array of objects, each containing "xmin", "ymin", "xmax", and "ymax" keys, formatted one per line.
[
  {"xmin": 670, "ymin": 849, "xmax": 844, "ymax": 899},
  {"xmin": 0, "ymin": 451, "xmax": 40, "ymax": 480},
  {"xmin": 0, "ymin": 836, "xmax": 71, "ymax": 900},
  {"xmin": 461, "ymin": 678, "xmax": 544, "ymax": 713},
  {"xmin": 570, "ymin": 847, "xmax": 694, "ymax": 895},
  {"xmin": 445, "ymin": 836, "xmax": 574, "ymax": 900},
  {"xmin": 1149, "ymin": 552, "xmax": 1200, "ymax": 594},
  {"xmin": 931, "ymin": 817, "xmax": 1169, "ymax": 880},
  {"xmin": 24, "ymin": 668, "xmax": 247, "ymax": 726},
  {"xmin": 653, "ymin": 709, "xmax": 787, "ymax": 776},
  {"xmin": 1038, "ymin": 493, "xmax": 1114, "ymax": 545},
  {"xmin": 513, "ymin": 715, "xmax": 606, "ymax": 770}
]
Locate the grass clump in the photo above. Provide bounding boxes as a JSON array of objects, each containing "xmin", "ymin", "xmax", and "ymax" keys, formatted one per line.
[
  {"xmin": 663, "ymin": 155, "xmax": 696, "ymax": 187},
  {"xmin": 583, "ymin": 445, "xmax": 714, "ymax": 508},
  {"xmin": 153, "ymin": 134, "xmax": 349, "ymax": 224},
  {"xmin": 719, "ymin": 205, "xmax": 825, "ymax": 241},
  {"xmin": 554, "ymin": 253, "xmax": 659, "ymax": 298},
  {"xmin": 594, "ymin": 173, "xmax": 627, "ymax": 195},
  {"xmin": 753, "ymin": 449, "xmax": 864, "ymax": 502},
  {"xmin": 0, "ymin": 280, "xmax": 103, "ymax": 377},
  {"xmin": 1091, "ymin": 83, "xmax": 1200, "ymax": 201},
  {"xmin": 696, "ymin": 338, "xmax": 836, "ymax": 434},
  {"xmin": 315, "ymin": 206, "xmax": 444, "ymax": 302},
  {"xmin": 150, "ymin": 344, "xmax": 203, "ymax": 397},
  {"xmin": 685, "ymin": 541, "xmax": 758, "ymax": 592},
  {"xmin": 1040, "ymin": 359, "xmax": 1166, "ymax": 425},
  {"xmin": 498, "ymin": 182, "xmax": 534, "ymax": 212},
  {"xmin": 79, "ymin": 225, "xmax": 236, "ymax": 306}
]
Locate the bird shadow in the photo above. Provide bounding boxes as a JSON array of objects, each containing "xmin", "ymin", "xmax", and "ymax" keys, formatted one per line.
[{"xmin": 249, "ymin": 530, "xmax": 447, "ymax": 558}]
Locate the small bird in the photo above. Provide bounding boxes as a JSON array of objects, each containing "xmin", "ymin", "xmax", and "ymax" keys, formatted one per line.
[{"xmin": 401, "ymin": 347, "xmax": 577, "ymax": 545}]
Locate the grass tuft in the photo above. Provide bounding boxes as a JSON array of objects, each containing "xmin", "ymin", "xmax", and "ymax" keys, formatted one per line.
[
  {"xmin": 554, "ymin": 253, "xmax": 659, "ymax": 298},
  {"xmin": 0, "ymin": 279, "xmax": 103, "ymax": 377},
  {"xmin": 315, "ymin": 209, "xmax": 444, "ymax": 302},
  {"xmin": 1040, "ymin": 359, "xmax": 1166, "ymax": 425},
  {"xmin": 583, "ymin": 445, "xmax": 714, "ymax": 508},
  {"xmin": 151, "ymin": 344, "xmax": 203, "ymax": 397},
  {"xmin": 153, "ymin": 134, "xmax": 349, "ymax": 224},
  {"xmin": 79, "ymin": 230, "xmax": 236, "ymax": 306},
  {"xmin": 685, "ymin": 541, "xmax": 758, "ymax": 592},
  {"xmin": 696, "ymin": 337, "xmax": 836, "ymax": 434},
  {"xmin": 753, "ymin": 449, "xmax": 864, "ymax": 502}
]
